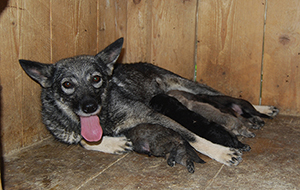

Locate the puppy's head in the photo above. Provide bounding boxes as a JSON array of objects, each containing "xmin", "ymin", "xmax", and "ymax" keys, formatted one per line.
[{"xmin": 19, "ymin": 38, "xmax": 124, "ymax": 143}]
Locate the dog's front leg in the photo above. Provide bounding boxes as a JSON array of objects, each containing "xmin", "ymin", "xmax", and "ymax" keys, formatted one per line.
[
  {"xmin": 189, "ymin": 136, "xmax": 242, "ymax": 166},
  {"xmin": 80, "ymin": 136, "xmax": 132, "ymax": 154}
]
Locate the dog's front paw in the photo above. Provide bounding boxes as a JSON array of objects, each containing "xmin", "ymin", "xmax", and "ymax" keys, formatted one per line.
[
  {"xmin": 191, "ymin": 136, "xmax": 242, "ymax": 166},
  {"xmin": 80, "ymin": 136, "xmax": 132, "ymax": 154}
]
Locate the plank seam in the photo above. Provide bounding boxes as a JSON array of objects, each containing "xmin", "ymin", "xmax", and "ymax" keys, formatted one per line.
[
  {"xmin": 193, "ymin": 0, "xmax": 200, "ymax": 81},
  {"xmin": 259, "ymin": 0, "xmax": 268, "ymax": 105}
]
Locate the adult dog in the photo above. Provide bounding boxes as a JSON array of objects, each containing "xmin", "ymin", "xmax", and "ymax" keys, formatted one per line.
[{"xmin": 19, "ymin": 38, "xmax": 278, "ymax": 166}]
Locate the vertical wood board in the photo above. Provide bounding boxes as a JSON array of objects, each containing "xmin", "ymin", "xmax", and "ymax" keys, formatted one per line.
[
  {"xmin": 75, "ymin": 0, "xmax": 98, "ymax": 56},
  {"xmin": 151, "ymin": 0, "xmax": 197, "ymax": 80},
  {"xmin": 262, "ymin": 0, "xmax": 300, "ymax": 115},
  {"xmin": 51, "ymin": 0, "xmax": 98, "ymax": 62},
  {"xmin": 19, "ymin": 0, "xmax": 51, "ymax": 147},
  {"xmin": 0, "ymin": 0, "xmax": 22, "ymax": 154},
  {"xmin": 196, "ymin": 0, "xmax": 265, "ymax": 103},
  {"xmin": 126, "ymin": 0, "xmax": 152, "ymax": 63},
  {"xmin": 97, "ymin": 0, "xmax": 127, "ymax": 62}
]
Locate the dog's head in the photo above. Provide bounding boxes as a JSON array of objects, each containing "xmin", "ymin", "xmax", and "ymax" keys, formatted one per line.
[{"xmin": 19, "ymin": 38, "xmax": 124, "ymax": 143}]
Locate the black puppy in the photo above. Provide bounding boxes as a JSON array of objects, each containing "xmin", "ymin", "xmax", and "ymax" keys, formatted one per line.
[
  {"xmin": 150, "ymin": 94, "xmax": 250, "ymax": 151},
  {"xmin": 192, "ymin": 94, "xmax": 272, "ymax": 129},
  {"xmin": 124, "ymin": 124, "xmax": 205, "ymax": 173}
]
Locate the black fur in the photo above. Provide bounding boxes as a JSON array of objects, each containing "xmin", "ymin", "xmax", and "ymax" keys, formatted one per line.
[{"xmin": 150, "ymin": 94, "xmax": 251, "ymax": 151}]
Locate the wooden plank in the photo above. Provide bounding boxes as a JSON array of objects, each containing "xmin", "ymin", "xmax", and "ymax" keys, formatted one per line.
[
  {"xmin": 151, "ymin": 0, "xmax": 197, "ymax": 80},
  {"xmin": 51, "ymin": 0, "xmax": 98, "ymax": 62},
  {"xmin": 51, "ymin": 0, "xmax": 76, "ymax": 61},
  {"xmin": 196, "ymin": 0, "xmax": 265, "ymax": 103},
  {"xmin": 19, "ymin": 0, "xmax": 51, "ymax": 148},
  {"xmin": 0, "ymin": 0, "xmax": 23, "ymax": 154},
  {"xmin": 75, "ymin": 0, "xmax": 98, "ymax": 56},
  {"xmin": 126, "ymin": 0, "xmax": 152, "ymax": 63},
  {"xmin": 262, "ymin": 0, "xmax": 300, "ymax": 115},
  {"xmin": 97, "ymin": 0, "xmax": 127, "ymax": 62}
]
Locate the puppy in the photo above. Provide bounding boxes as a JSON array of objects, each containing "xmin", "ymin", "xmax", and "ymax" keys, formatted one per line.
[
  {"xmin": 150, "ymin": 94, "xmax": 251, "ymax": 152},
  {"xmin": 167, "ymin": 90, "xmax": 255, "ymax": 138},
  {"xmin": 124, "ymin": 124, "xmax": 205, "ymax": 173},
  {"xmin": 190, "ymin": 94, "xmax": 272, "ymax": 129}
]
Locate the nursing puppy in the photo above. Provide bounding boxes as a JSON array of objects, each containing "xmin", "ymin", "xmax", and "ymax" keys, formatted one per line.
[
  {"xmin": 150, "ymin": 94, "xmax": 251, "ymax": 152},
  {"xmin": 178, "ymin": 92, "xmax": 273, "ymax": 130},
  {"xmin": 124, "ymin": 124, "xmax": 205, "ymax": 173},
  {"xmin": 167, "ymin": 90, "xmax": 255, "ymax": 138}
]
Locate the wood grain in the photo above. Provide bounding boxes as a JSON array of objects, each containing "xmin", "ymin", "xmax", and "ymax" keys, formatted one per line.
[
  {"xmin": 151, "ymin": 0, "xmax": 197, "ymax": 80},
  {"xmin": 0, "ymin": 0, "xmax": 22, "ymax": 154},
  {"xmin": 97, "ymin": 0, "xmax": 127, "ymax": 62},
  {"xmin": 51, "ymin": 0, "xmax": 98, "ymax": 62},
  {"xmin": 19, "ymin": 0, "xmax": 51, "ymax": 148},
  {"xmin": 262, "ymin": 0, "xmax": 300, "ymax": 115},
  {"xmin": 126, "ymin": 0, "xmax": 152, "ymax": 63},
  {"xmin": 1, "ymin": 0, "xmax": 300, "ymax": 155},
  {"xmin": 196, "ymin": 0, "xmax": 265, "ymax": 103}
]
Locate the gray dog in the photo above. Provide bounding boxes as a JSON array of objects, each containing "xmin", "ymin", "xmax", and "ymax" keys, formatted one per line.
[{"xmin": 19, "ymin": 38, "xmax": 279, "ymax": 166}]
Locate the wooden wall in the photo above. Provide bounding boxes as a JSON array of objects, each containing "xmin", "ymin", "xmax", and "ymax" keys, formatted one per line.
[{"xmin": 0, "ymin": 0, "xmax": 299, "ymax": 154}]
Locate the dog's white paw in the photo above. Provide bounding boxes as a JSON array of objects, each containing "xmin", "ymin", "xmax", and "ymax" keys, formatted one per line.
[
  {"xmin": 80, "ymin": 136, "xmax": 132, "ymax": 154},
  {"xmin": 253, "ymin": 105, "xmax": 279, "ymax": 117}
]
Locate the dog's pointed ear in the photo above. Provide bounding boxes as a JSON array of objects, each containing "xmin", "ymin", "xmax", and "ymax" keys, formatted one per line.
[
  {"xmin": 19, "ymin": 59, "xmax": 54, "ymax": 88},
  {"xmin": 95, "ymin": 37, "xmax": 124, "ymax": 75}
]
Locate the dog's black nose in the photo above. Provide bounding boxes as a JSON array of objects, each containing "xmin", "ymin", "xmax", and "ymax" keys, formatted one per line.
[{"xmin": 82, "ymin": 100, "xmax": 98, "ymax": 114}]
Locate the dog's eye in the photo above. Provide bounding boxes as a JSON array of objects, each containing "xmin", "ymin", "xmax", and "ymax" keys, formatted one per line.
[
  {"xmin": 92, "ymin": 76, "xmax": 101, "ymax": 83},
  {"xmin": 62, "ymin": 81, "xmax": 73, "ymax": 89},
  {"xmin": 91, "ymin": 75, "xmax": 103, "ymax": 88}
]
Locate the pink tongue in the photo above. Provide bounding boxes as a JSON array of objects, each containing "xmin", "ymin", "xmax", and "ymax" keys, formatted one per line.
[{"xmin": 80, "ymin": 115, "xmax": 103, "ymax": 142}]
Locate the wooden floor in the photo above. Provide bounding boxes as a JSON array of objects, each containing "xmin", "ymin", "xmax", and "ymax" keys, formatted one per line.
[{"xmin": 2, "ymin": 115, "xmax": 300, "ymax": 190}]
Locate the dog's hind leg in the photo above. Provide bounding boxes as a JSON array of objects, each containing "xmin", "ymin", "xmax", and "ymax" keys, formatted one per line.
[
  {"xmin": 156, "ymin": 76, "xmax": 222, "ymax": 96},
  {"xmin": 80, "ymin": 136, "xmax": 132, "ymax": 154},
  {"xmin": 253, "ymin": 105, "xmax": 279, "ymax": 117}
]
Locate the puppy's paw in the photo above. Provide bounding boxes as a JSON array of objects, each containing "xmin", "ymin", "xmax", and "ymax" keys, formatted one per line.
[
  {"xmin": 243, "ymin": 116, "xmax": 265, "ymax": 129},
  {"xmin": 80, "ymin": 136, "xmax": 132, "ymax": 154},
  {"xmin": 186, "ymin": 160, "xmax": 195, "ymax": 173},
  {"xmin": 240, "ymin": 129, "xmax": 256, "ymax": 138},
  {"xmin": 167, "ymin": 157, "xmax": 176, "ymax": 167},
  {"xmin": 253, "ymin": 105, "xmax": 280, "ymax": 117},
  {"xmin": 239, "ymin": 144, "xmax": 251, "ymax": 152}
]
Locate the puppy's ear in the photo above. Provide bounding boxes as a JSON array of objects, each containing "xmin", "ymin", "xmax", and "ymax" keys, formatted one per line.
[
  {"xmin": 19, "ymin": 59, "xmax": 54, "ymax": 88},
  {"xmin": 95, "ymin": 37, "xmax": 124, "ymax": 75}
]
